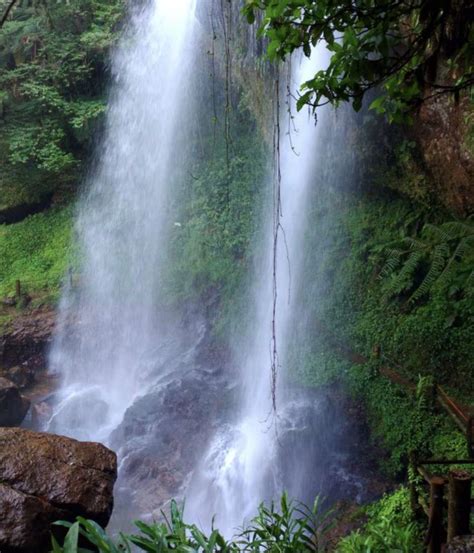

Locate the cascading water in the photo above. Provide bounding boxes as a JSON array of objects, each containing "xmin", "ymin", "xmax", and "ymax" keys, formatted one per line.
[
  {"xmin": 45, "ymin": 0, "xmax": 369, "ymax": 534},
  {"xmin": 185, "ymin": 51, "xmax": 329, "ymax": 535},
  {"xmin": 48, "ymin": 0, "xmax": 199, "ymax": 443}
]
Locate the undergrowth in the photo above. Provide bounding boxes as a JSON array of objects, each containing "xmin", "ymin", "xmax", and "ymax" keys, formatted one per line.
[
  {"xmin": 52, "ymin": 495, "xmax": 331, "ymax": 553},
  {"xmin": 337, "ymin": 487, "xmax": 423, "ymax": 552},
  {"xmin": 0, "ymin": 205, "xmax": 73, "ymax": 301}
]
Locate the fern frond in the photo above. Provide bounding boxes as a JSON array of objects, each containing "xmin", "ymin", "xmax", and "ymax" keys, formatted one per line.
[
  {"xmin": 383, "ymin": 251, "xmax": 423, "ymax": 300},
  {"xmin": 436, "ymin": 236, "xmax": 474, "ymax": 289},
  {"xmin": 402, "ymin": 236, "xmax": 430, "ymax": 251},
  {"xmin": 379, "ymin": 247, "xmax": 409, "ymax": 278},
  {"xmin": 410, "ymin": 243, "xmax": 449, "ymax": 301},
  {"xmin": 438, "ymin": 221, "xmax": 474, "ymax": 240}
]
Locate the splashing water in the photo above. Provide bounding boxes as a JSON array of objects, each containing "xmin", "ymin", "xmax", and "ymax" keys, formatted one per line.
[
  {"xmin": 48, "ymin": 0, "xmax": 199, "ymax": 442},
  {"xmin": 185, "ymin": 50, "xmax": 329, "ymax": 535}
]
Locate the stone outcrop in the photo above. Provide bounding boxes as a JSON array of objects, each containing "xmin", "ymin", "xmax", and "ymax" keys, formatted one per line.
[
  {"xmin": 447, "ymin": 535, "xmax": 474, "ymax": 552},
  {"xmin": 0, "ymin": 306, "xmax": 56, "ymax": 388},
  {"xmin": 0, "ymin": 377, "xmax": 30, "ymax": 426},
  {"xmin": 0, "ymin": 427, "xmax": 117, "ymax": 553}
]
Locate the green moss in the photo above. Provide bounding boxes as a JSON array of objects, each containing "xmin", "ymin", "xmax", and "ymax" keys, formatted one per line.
[{"xmin": 0, "ymin": 205, "xmax": 74, "ymax": 301}]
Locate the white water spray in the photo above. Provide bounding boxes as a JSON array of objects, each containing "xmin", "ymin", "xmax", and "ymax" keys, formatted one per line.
[
  {"xmin": 186, "ymin": 50, "xmax": 328, "ymax": 535},
  {"xmin": 48, "ymin": 0, "xmax": 198, "ymax": 442}
]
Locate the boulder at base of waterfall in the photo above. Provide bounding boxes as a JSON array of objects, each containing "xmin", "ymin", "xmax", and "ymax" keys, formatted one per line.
[
  {"xmin": 446, "ymin": 536, "xmax": 474, "ymax": 552},
  {"xmin": 0, "ymin": 377, "xmax": 30, "ymax": 426},
  {"xmin": 0, "ymin": 427, "xmax": 117, "ymax": 553}
]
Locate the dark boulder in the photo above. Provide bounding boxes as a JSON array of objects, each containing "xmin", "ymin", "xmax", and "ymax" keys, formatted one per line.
[
  {"xmin": 0, "ymin": 377, "xmax": 30, "ymax": 426},
  {"xmin": 447, "ymin": 536, "xmax": 474, "ymax": 552},
  {"xmin": 4, "ymin": 366, "xmax": 35, "ymax": 389},
  {"xmin": 0, "ymin": 427, "xmax": 117, "ymax": 553}
]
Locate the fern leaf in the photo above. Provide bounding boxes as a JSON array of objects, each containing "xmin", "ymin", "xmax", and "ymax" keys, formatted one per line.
[
  {"xmin": 383, "ymin": 251, "xmax": 423, "ymax": 300},
  {"xmin": 410, "ymin": 244, "xmax": 448, "ymax": 301}
]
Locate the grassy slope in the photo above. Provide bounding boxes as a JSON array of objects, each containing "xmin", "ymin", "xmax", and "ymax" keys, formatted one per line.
[{"xmin": 0, "ymin": 205, "xmax": 73, "ymax": 303}]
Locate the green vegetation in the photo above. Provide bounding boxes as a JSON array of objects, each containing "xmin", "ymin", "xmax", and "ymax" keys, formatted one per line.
[
  {"xmin": 337, "ymin": 487, "xmax": 422, "ymax": 552},
  {"xmin": 50, "ymin": 491, "xmax": 429, "ymax": 553},
  {"xmin": 164, "ymin": 120, "xmax": 268, "ymax": 339},
  {"xmin": 0, "ymin": 2, "xmax": 471, "ymax": 552},
  {"xmin": 0, "ymin": 205, "xmax": 73, "ymax": 301},
  {"xmin": 244, "ymin": 0, "xmax": 473, "ymax": 122},
  {"xmin": 52, "ymin": 495, "xmax": 331, "ymax": 553},
  {"xmin": 0, "ymin": 0, "xmax": 124, "ymax": 209},
  {"xmin": 244, "ymin": 0, "xmax": 474, "ymax": 122}
]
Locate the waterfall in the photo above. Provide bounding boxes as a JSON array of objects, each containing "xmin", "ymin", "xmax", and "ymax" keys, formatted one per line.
[
  {"xmin": 186, "ymin": 50, "xmax": 328, "ymax": 535},
  {"xmin": 48, "ymin": 0, "xmax": 199, "ymax": 442},
  {"xmin": 45, "ymin": 0, "xmax": 361, "ymax": 534}
]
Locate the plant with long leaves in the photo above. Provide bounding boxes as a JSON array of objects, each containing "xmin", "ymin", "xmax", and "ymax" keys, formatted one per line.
[
  {"xmin": 50, "ymin": 495, "xmax": 333, "ymax": 553},
  {"xmin": 336, "ymin": 516, "xmax": 422, "ymax": 552},
  {"xmin": 238, "ymin": 494, "xmax": 333, "ymax": 552}
]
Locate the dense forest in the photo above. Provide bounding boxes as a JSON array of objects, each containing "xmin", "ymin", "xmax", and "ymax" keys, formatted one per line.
[{"xmin": 0, "ymin": 0, "xmax": 472, "ymax": 552}]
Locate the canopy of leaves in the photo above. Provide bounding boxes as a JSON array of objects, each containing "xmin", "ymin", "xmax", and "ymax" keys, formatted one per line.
[
  {"xmin": 0, "ymin": 0, "xmax": 124, "ymax": 199},
  {"xmin": 243, "ymin": 0, "xmax": 474, "ymax": 122}
]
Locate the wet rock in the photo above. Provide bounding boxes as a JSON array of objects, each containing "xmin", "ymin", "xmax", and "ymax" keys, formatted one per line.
[
  {"xmin": 4, "ymin": 365, "xmax": 35, "ymax": 389},
  {"xmin": 48, "ymin": 392, "xmax": 109, "ymax": 439},
  {"xmin": 31, "ymin": 400, "xmax": 53, "ymax": 427},
  {"xmin": 446, "ymin": 535, "xmax": 474, "ymax": 552},
  {"xmin": 0, "ymin": 306, "xmax": 56, "ymax": 373},
  {"xmin": 414, "ymin": 94, "xmax": 474, "ymax": 215},
  {"xmin": 0, "ymin": 427, "xmax": 117, "ymax": 553},
  {"xmin": 0, "ymin": 377, "xmax": 30, "ymax": 426},
  {"xmin": 110, "ymin": 366, "xmax": 232, "ymax": 519}
]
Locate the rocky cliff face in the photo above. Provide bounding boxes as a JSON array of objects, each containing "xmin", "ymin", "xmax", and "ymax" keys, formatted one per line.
[
  {"xmin": 0, "ymin": 428, "xmax": 117, "ymax": 553},
  {"xmin": 414, "ymin": 94, "xmax": 474, "ymax": 215}
]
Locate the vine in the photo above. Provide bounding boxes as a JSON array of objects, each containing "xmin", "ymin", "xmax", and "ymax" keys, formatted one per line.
[
  {"xmin": 270, "ymin": 66, "xmax": 281, "ymax": 414},
  {"xmin": 219, "ymin": 0, "xmax": 232, "ymax": 169}
]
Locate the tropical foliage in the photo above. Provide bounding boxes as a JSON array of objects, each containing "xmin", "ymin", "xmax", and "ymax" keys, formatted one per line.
[
  {"xmin": 0, "ymin": 0, "xmax": 124, "ymax": 207},
  {"xmin": 378, "ymin": 218, "xmax": 474, "ymax": 302},
  {"xmin": 0, "ymin": 206, "xmax": 73, "ymax": 300},
  {"xmin": 243, "ymin": 0, "xmax": 474, "ymax": 121},
  {"xmin": 51, "ymin": 495, "xmax": 332, "ymax": 553},
  {"xmin": 337, "ymin": 487, "xmax": 422, "ymax": 552}
]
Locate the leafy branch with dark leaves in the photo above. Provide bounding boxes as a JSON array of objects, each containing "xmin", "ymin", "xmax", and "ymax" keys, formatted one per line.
[{"xmin": 243, "ymin": 0, "xmax": 473, "ymax": 122}]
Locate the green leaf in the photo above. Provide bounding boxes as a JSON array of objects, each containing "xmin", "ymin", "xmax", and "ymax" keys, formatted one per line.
[{"xmin": 63, "ymin": 522, "xmax": 80, "ymax": 553}]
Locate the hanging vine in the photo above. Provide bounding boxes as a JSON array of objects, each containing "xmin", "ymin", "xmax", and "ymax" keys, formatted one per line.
[
  {"xmin": 209, "ymin": 0, "xmax": 218, "ymax": 146},
  {"xmin": 270, "ymin": 66, "xmax": 282, "ymax": 414},
  {"xmin": 219, "ymin": 0, "xmax": 232, "ymax": 169}
]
